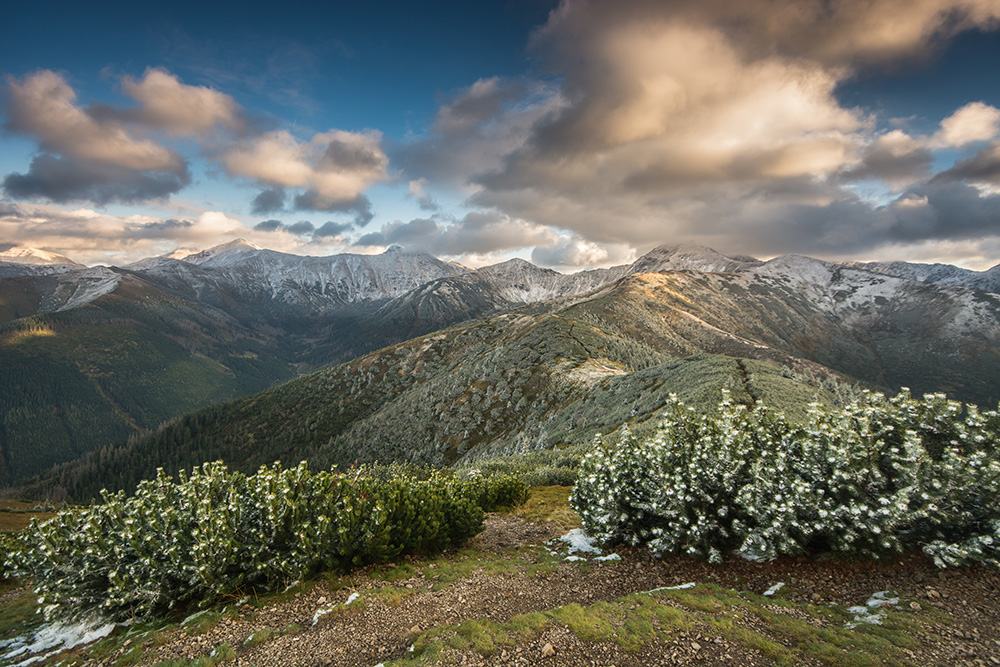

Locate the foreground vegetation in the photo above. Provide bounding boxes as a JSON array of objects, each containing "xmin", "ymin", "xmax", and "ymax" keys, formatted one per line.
[
  {"xmin": 574, "ymin": 389, "xmax": 1000, "ymax": 568},
  {"xmin": 3, "ymin": 463, "xmax": 528, "ymax": 621}
]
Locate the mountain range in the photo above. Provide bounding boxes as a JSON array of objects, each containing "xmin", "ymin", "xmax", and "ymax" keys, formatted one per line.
[{"xmin": 2, "ymin": 240, "xmax": 1000, "ymax": 494}]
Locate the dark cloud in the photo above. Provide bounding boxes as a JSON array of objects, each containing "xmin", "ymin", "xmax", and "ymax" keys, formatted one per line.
[
  {"xmin": 392, "ymin": 78, "xmax": 555, "ymax": 188},
  {"xmin": 838, "ymin": 132, "xmax": 934, "ymax": 186},
  {"xmin": 251, "ymin": 218, "xmax": 316, "ymax": 236},
  {"xmin": 352, "ymin": 210, "xmax": 555, "ymax": 255},
  {"xmin": 253, "ymin": 218, "xmax": 284, "ymax": 232},
  {"xmin": 293, "ymin": 191, "xmax": 374, "ymax": 226},
  {"xmin": 287, "ymin": 220, "xmax": 315, "ymax": 235},
  {"xmin": 354, "ymin": 231, "xmax": 386, "ymax": 246},
  {"xmin": 314, "ymin": 221, "xmax": 352, "ymax": 238},
  {"xmin": 700, "ymin": 181, "xmax": 1000, "ymax": 257},
  {"xmin": 124, "ymin": 218, "xmax": 194, "ymax": 240},
  {"xmin": 320, "ymin": 135, "xmax": 388, "ymax": 172},
  {"xmin": 933, "ymin": 142, "xmax": 1000, "ymax": 184},
  {"xmin": 251, "ymin": 188, "xmax": 287, "ymax": 214},
  {"xmin": 3, "ymin": 154, "xmax": 191, "ymax": 204}
]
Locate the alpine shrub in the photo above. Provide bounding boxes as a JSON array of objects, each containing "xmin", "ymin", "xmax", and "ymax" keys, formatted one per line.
[
  {"xmin": 572, "ymin": 390, "xmax": 1000, "ymax": 568},
  {"xmin": 13, "ymin": 462, "xmax": 528, "ymax": 621}
]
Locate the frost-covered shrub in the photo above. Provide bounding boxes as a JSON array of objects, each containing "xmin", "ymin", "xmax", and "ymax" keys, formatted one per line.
[
  {"xmin": 13, "ymin": 462, "xmax": 528, "ymax": 621},
  {"xmin": 1, "ymin": 533, "xmax": 22, "ymax": 581},
  {"xmin": 572, "ymin": 390, "xmax": 1000, "ymax": 568}
]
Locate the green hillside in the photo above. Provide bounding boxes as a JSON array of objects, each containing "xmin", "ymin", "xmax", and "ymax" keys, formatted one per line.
[
  {"xmin": 0, "ymin": 275, "xmax": 298, "ymax": 484},
  {"xmin": 13, "ymin": 265, "xmax": 1000, "ymax": 501},
  {"xmin": 15, "ymin": 295, "xmax": 850, "ymax": 500}
]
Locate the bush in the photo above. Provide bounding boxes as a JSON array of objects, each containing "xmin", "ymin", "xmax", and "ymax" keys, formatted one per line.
[
  {"xmin": 13, "ymin": 462, "xmax": 528, "ymax": 621},
  {"xmin": 1, "ymin": 533, "xmax": 22, "ymax": 582},
  {"xmin": 572, "ymin": 390, "xmax": 1000, "ymax": 568}
]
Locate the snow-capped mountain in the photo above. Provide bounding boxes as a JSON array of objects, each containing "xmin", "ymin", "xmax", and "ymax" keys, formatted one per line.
[
  {"xmin": 132, "ymin": 242, "xmax": 469, "ymax": 311},
  {"xmin": 847, "ymin": 260, "xmax": 1000, "ymax": 295},
  {"xmin": 0, "ymin": 245, "xmax": 85, "ymax": 278}
]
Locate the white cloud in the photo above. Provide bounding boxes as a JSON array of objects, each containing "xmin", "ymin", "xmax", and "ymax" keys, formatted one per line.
[
  {"xmin": 120, "ymin": 68, "xmax": 245, "ymax": 136},
  {"xmin": 221, "ymin": 129, "xmax": 388, "ymax": 210},
  {"xmin": 4, "ymin": 70, "xmax": 182, "ymax": 171},
  {"xmin": 931, "ymin": 102, "xmax": 1000, "ymax": 148}
]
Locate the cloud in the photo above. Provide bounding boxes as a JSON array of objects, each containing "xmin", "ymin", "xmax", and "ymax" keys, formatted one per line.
[
  {"xmin": 531, "ymin": 236, "xmax": 610, "ymax": 267},
  {"xmin": 4, "ymin": 70, "xmax": 184, "ymax": 171},
  {"xmin": 1, "ymin": 70, "xmax": 193, "ymax": 205},
  {"xmin": 353, "ymin": 209, "xmax": 557, "ymax": 257},
  {"xmin": 117, "ymin": 68, "xmax": 245, "ymax": 136},
  {"xmin": 935, "ymin": 142, "xmax": 1000, "ymax": 184},
  {"xmin": 221, "ymin": 129, "xmax": 388, "ymax": 211},
  {"xmin": 393, "ymin": 77, "xmax": 561, "ymax": 190},
  {"xmin": 838, "ymin": 130, "xmax": 933, "ymax": 189},
  {"xmin": 253, "ymin": 218, "xmax": 283, "ymax": 232},
  {"xmin": 389, "ymin": 0, "xmax": 1000, "ymax": 261},
  {"xmin": 3, "ymin": 154, "xmax": 191, "ymax": 203},
  {"xmin": 251, "ymin": 187, "xmax": 287, "ymax": 214},
  {"xmin": 287, "ymin": 220, "xmax": 315, "ymax": 235},
  {"xmin": 251, "ymin": 218, "xmax": 316, "ymax": 236},
  {"xmin": 314, "ymin": 220, "xmax": 352, "ymax": 237},
  {"xmin": 407, "ymin": 178, "xmax": 438, "ymax": 211},
  {"xmin": 931, "ymin": 102, "xmax": 1000, "ymax": 148}
]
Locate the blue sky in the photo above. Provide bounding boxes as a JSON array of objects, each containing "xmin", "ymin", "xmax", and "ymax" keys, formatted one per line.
[{"xmin": 3, "ymin": 0, "xmax": 1000, "ymax": 270}]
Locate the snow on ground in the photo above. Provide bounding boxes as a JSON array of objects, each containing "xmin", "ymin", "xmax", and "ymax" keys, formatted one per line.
[{"xmin": 0, "ymin": 618, "xmax": 115, "ymax": 666}]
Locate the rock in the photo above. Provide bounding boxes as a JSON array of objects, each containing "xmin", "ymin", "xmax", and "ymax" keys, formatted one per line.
[
  {"xmin": 910, "ymin": 601, "xmax": 922, "ymax": 611},
  {"xmin": 692, "ymin": 641, "xmax": 702, "ymax": 651},
  {"xmin": 409, "ymin": 624, "xmax": 421, "ymax": 634},
  {"xmin": 542, "ymin": 643, "xmax": 556, "ymax": 657},
  {"xmin": 316, "ymin": 596, "xmax": 327, "ymax": 605},
  {"xmin": 927, "ymin": 588, "xmax": 942, "ymax": 599}
]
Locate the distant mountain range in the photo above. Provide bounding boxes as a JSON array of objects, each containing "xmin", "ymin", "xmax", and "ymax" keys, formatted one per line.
[{"xmin": 2, "ymin": 240, "xmax": 1000, "ymax": 493}]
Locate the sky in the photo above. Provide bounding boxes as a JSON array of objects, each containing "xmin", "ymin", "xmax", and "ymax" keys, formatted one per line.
[{"xmin": 3, "ymin": 0, "xmax": 1000, "ymax": 271}]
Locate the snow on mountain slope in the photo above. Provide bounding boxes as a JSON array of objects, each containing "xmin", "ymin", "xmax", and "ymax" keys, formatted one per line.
[
  {"xmin": 848, "ymin": 260, "xmax": 1000, "ymax": 294},
  {"xmin": 0, "ymin": 246, "xmax": 85, "ymax": 278},
  {"xmin": 0, "ymin": 246, "xmax": 83, "ymax": 266},
  {"xmin": 37, "ymin": 267, "xmax": 122, "ymax": 313},
  {"xmin": 132, "ymin": 242, "xmax": 469, "ymax": 309}
]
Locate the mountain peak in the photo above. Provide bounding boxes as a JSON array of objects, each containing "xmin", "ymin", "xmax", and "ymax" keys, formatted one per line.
[
  {"xmin": 0, "ymin": 245, "xmax": 83, "ymax": 267},
  {"xmin": 182, "ymin": 238, "xmax": 262, "ymax": 266},
  {"xmin": 630, "ymin": 244, "xmax": 760, "ymax": 274}
]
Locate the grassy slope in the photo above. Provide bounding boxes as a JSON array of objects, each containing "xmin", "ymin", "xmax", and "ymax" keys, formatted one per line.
[
  {"xmin": 0, "ymin": 275, "xmax": 298, "ymax": 485},
  {"xmin": 14, "ymin": 295, "xmax": 848, "ymax": 500}
]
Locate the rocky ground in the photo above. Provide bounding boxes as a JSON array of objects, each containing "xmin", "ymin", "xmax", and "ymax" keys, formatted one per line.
[
  {"xmin": 48, "ymin": 510, "xmax": 1000, "ymax": 667},
  {"xmin": 4, "ymin": 489, "xmax": 1000, "ymax": 667}
]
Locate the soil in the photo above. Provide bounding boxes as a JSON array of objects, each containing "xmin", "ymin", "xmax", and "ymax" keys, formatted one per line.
[{"xmin": 71, "ymin": 514, "xmax": 1000, "ymax": 667}]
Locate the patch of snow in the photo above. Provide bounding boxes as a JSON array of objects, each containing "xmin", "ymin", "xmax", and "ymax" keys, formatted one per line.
[
  {"xmin": 594, "ymin": 553, "xmax": 622, "ymax": 562},
  {"xmin": 312, "ymin": 608, "xmax": 333, "ymax": 626},
  {"xmin": 313, "ymin": 592, "xmax": 361, "ymax": 625},
  {"xmin": 645, "ymin": 583, "xmax": 697, "ymax": 593},
  {"xmin": 564, "ymin": 555, "xmax": 587, "ymax": 562},
  {"xmin": 845, "ymin": 591, "xmax": 899, "ymax": 629},
  {"xmin": 763, "ymin": 582, "xmax": 785, "ymax": 597},
  {"xmin": 181, "ymin": 609, "xmax": 212, "ymax": 626},
  {"xmin": 866, "ymin": 591, "xmax": 900, "ymax": 608},
  {"xmin": 1, "ymin": 618, "xmax": 115, "ymax": 666},
  {"xmin": 558, "ymin": 529, "xmax": 603, "ymax": 554}
]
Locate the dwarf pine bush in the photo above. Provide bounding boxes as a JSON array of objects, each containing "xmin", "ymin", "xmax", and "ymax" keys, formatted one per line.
[
  {"xmin": 572, "ymin": 390, "xmax": 1000, "ymax": 567},
  {"xmin": 8, "ymin": 462, "xmax": 528, "ymax": 621}
]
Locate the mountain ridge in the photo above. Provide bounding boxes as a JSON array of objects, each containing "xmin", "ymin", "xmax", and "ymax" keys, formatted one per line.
[{"xmin": 4, "ymin": 239, "xmax": 1000, "ymax": 491}]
